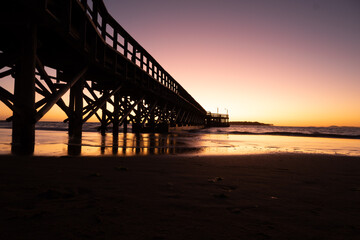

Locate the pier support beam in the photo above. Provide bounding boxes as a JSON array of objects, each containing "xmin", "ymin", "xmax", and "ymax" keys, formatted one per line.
[
  {"xmin": 100, "ymin": 91, "xmax": 107, "ymax": 136},
  {"xmin": 11, "ymin": 24, "xmax": 37, "ymax": 155},
  {"xmin": 123, "ymin": 96, "xmax": 128, "ymax": 134},
  {"xmin": 68, "ymin": 76, "xmax": 84, "ymax": 155},
  {"xmin": 112, "ymin": 93, "xmax": 120, "ymax": 154},
  {"xmin": 132, "ymin": 100, "xmax": 142, "ymax": 133},
  {"xmin": 113, "ymin": 93, "xmax": 120, "ymax": 137},
  {"xmin": 149, "ymin": 108, "xmax": 155, "ymax": 132}
]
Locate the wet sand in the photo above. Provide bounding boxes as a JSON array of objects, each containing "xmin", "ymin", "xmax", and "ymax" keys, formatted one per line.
[{"xmin": 1, "ymin": 153, "xmax": 360, "ymax": 239}]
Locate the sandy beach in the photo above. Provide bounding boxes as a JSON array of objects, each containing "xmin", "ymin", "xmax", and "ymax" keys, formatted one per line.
[{"xmin": 1, "ymin": 153, "xmax": 360, "ymax": 239}]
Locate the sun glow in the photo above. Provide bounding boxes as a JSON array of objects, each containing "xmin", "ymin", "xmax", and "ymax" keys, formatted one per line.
[{"xmin": 1, "ymin": 0, "xmax": 359, "ymax": 127}]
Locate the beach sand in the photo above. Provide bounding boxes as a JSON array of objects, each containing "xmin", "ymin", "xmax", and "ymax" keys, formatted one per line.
[{"xmin": 1, "ymin": 153, "xmax": 360, "ymax": 239}]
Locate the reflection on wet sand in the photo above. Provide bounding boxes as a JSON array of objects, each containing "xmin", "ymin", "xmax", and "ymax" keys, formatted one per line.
[
  {"xmin": 1, "ymin": 128, "xmax": 359, "ymax": 156},
  {"xmin": 68, "ymin": 132, "xmax": 201, "ymax": 156},
  {"xmin": 68, "ymin": 136, "xmax": 82, "ymax": 156}
]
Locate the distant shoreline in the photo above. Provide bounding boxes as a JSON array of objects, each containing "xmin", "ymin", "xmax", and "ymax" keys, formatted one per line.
[{"xmin": 230, "ymin": 121, "xmax": 273, "ymax": 126}]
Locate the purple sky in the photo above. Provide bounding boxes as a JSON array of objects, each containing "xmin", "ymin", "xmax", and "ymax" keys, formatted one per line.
[
  {"xmin": 0, "ymin": 0, "xmax": 358, "ymax": 126},
  {"xmin": 101, "ymin": 0, "xmax": 360, "ymax": 126}
]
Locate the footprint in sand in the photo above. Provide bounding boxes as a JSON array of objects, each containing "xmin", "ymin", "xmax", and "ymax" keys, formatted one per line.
[{"xmin": 208, "ymin": 177, "xmax": 224, "ymax": 183}]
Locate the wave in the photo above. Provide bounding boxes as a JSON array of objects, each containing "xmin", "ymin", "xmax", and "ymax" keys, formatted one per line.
[
  {"xmin": 1, "ymin": 121, "xmax": 360, "ymax": 139},
  {"xmin": 227, "ymin": 131, "xmax": 360, "ymax": 139},
  {"xmin": 193, "ymin": 127, "xmax": 360, "ymax": 139}
]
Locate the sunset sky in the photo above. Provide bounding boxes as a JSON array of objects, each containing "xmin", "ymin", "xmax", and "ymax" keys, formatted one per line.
[
  {"xmin": 1, "ymin": 0, "xmax": 359, "ymax": 127},
  {"xmin": 103, "ymin": 0, "xmax": 360, "ymax": 127}
]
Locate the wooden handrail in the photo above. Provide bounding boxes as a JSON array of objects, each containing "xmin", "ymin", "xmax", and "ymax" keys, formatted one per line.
[{"xmin": 76, "ymin": 0, "xmax": 205, "ymax": 113}]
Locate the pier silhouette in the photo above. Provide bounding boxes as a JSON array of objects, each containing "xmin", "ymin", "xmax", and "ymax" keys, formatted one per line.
[{"xmin": 0, "ymin": 0, "xmax": 228, "ymax": 155}]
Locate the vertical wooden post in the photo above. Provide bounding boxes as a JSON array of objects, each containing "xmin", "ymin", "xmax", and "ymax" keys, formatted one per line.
[
  {"xmin": 113, "ymin": 30, "xmax": 118, "ymax": 73},
  {"xmin": 113, "ymin": 31, "xmax": 118, "ymax": 49},
  {"xmin": 135, "ymin": 134, "xmax": 141, "ymax": 154},
  {"xmin": 112, "ymin": 92, "xmax": 120, "ymax": 154},
  {"xmin": 149, "ymin": 133, "xmax": 155, "ymax": 154},
  {"xmin": 100, "ymin": 135, "xmax": 106, "ymax": 154},
  {"xmin": 149, "ymin": 104, "xmax": 155, "ymax": 132},
  {"xmin": 140, "ymin": 53, "xmax": 144, "ymax": 69},
  {"xmin": 137, "ymin": 101, "xmax": 142, "ymax": 126},
  {"xmin": 100, "ymin": 91, "xmax": 107, "ymax": 136},
  {"xmin": 151, "ymin": 63, "xmax": 155, "ymax": 78},
  {"xmin": 12, "ymin": 24, "xmax": 37, "ymax": 155},
  {"xmin": 64, "ymin": 0, "xmax": 73, "ymax": 33},
  {"xmin": 123, "ymin": 96, "xmax": 128, "ymax": 133},
  {"xmin": 68, "ymin": 76, "xmax": 84, "ymax": 155},
  {"xmin": 124, "ymin": 40, "xmax": 128, "ymax": 59},
  {"xmin": 113, "ymin": 93, "xmax": 120, "ymax": 137},
  {"xmin": 101, "ymin": 15, "xmax": 107, "ymax": 39},
  {"xmin": 169, "ymin": 107, "xmax": 176, "ymax": 127},
  {"xmin": 146, "ymin": 58, "xmax": 150, "ymax": 74},
  {"xmin": 131, "ymin": 47, "xmax": 136, "ymax": 63},
  {"xmin": 112, "ymin": 134, "xmax": 119, "ymax": 155},
  {"xmin": 80, "ymin": 13, "xmax": 87, "ymax": 50},
  {"xmin": 133, "ymin": 100, "xmax": 142, "ymax": 133},
  {"xmin": 122, "ymin": 134, "xmax": 127, "ymax": 154},
  {"xmin": 91, "ymin": 0, "xmax": 98, "ymax": 23}
]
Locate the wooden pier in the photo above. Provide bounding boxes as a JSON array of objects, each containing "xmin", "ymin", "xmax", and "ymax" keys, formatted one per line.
[
  {"xmin": 205, "ymin": 113, "xmax": 230, "ymax": 128},
  {"xmin": 0, "ymin": 0, "xmax": 227, "ymax": 155}
]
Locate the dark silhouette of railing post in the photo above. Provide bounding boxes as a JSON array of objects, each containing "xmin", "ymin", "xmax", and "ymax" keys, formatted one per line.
[{"xmin": 11, "ymin": 24, "xmax": 37, "ymax": 155}]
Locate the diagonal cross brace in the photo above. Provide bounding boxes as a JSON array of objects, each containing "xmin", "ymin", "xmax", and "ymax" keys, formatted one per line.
[
  {"xmin": 118, "ymin": 97, "xmax": 144, "ymax": 126},
  {"xmin": 0, "ymin": 86, "xmax": 22, "ymax": 116},
  {"xmin": 83, "ymin": 96, "xmax": 103, "ymax": 123},
  {"xmin": 34, "ymin": 66, "xmax": 88, "ymax": 122},
  {"xmin": 35, "ymin": 58, "xmax": 71, "ymax": 117},
  {"xmin": 156, "ymin": 103, "xmax": 167, "ymax": 124},
  {"xmin": 174, "ymin": 109, "xmax": 182, "ymax": 122},
  {"xmin": 141, "ymin": 100, "xmax": 158, "ymax": 127},
  {"xmin": 34, "ymin": 78, "xmax": 68, "ymax": 113},
  {"xmin": 82, "ymin": 84, "xmax": 123, "ymax": 123},
  {"xmin": 35, "ymin": 57, "xmax": 57, "ymax": 92},
  {"xmin": 0, "ymin": 86, "xmax": 14, "ymax": 102},
  {"xmin": 83, "ymin": 99, "xmax": 115, "ymax": 127},
  {"xmin": 0, "ymin": 68, "xmax": 14, "ymax": 78}
]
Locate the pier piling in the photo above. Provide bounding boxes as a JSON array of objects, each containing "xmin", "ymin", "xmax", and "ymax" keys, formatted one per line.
[{"xmin": 11, "ymin": 24, "xmax": 37, "ymax": 155}]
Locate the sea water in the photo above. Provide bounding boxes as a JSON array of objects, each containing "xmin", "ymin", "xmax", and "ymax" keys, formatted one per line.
[{"xmin": 0, "ymin": 121, "xmax": 359, "ymax": 156}]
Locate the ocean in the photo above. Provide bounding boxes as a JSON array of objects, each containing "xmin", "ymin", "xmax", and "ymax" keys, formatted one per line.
[{"xmin": 0, "ymin": 121, "xmax": 359, "ymax": 156}]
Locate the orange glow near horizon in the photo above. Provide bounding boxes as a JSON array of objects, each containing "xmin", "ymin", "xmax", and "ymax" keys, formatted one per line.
[
  {"xmin": 101, "ymin": 0, "xmax": 360, "ymax": 127},
  {"xmin": 1, "ymin": 0, "xmax": 360, "ymax": 127}
]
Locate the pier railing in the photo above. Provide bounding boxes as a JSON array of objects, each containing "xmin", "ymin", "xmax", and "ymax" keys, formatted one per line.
[
  {"xmin": 205, "ymin": 112, "xmax": 230, "ymax": 127},
  {"xmin": 72, "ymin": 0, "xmax": 204, "ymax": 113}
]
